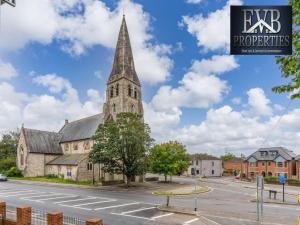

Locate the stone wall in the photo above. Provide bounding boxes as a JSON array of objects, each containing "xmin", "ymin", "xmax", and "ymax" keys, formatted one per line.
[
  {"xmin": 61, "ymin": 139, "xmax": 92, "ymax": 154},
  {"xmin": 46, "ymin": 165, "xmax": 78, "ymax": 180}
]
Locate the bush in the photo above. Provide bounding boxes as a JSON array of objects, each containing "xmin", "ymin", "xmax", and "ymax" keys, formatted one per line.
[
  {"xmin": 287, "ymin": 178, "xmax": 300, "ymax": 183},
  {"xmin": 5, "ymin": 167, "xmax": 23, "ymax": 177},
  {"xmin": 46, "ymin": 174, "xmax": 58, "ymax": 179},
  {"xmin": 264, "ymin": 176, "xmax": 279, "ymax": 183}
]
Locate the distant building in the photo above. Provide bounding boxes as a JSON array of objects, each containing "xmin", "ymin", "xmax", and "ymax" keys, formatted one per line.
[
  {"xmin": 245, "ymin": 147, "xmax": 297, "ymax": 179},
  {"xmin": 296, "ymin": 155, "xmax": 300, "ymax": 179},
  {"xmin": 188, "ymin": 154, "xmax": 223, "ymax": 177},
  {"xmin": 223, "ymin": 158, "xmax": 247, "ymax": 175}
]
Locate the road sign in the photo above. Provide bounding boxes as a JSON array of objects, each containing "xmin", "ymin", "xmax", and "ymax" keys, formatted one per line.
[
  {"xmin": 279, "ymin": 174, "xmax": 286, "ymax": 184},
  {"xmin": 1, "ymin": 0, "xmax": 16, "ymax": 7}
]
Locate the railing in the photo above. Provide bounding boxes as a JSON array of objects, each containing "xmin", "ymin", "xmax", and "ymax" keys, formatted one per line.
[
  {"xmin": 32, "ymin": 209, "xmax": 48, "ymax": 225},
  {"xmin": 63, "ymin": 214, "xmax": 86, "ymax": 225}
]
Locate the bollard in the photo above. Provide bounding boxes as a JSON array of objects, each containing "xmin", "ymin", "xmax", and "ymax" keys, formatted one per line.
[
  {"xmin": 166, "ymin": 195, "xmax": 170, "ymax": 207},
  {"xmin": 298, "ymin": 216, "xmax": 300, "ymax": 225},
  {"xmin": 298, "ymin": 194, "xmax": 300, "ymax": 204}
]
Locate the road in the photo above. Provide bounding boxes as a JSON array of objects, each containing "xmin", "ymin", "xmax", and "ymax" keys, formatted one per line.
[{"xmin": 0, "ymin": 177, "xmax": 299, "ymax": 225}]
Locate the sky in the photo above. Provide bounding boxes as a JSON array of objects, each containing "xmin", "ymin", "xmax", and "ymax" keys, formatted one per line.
[{"xmin": 1, "ymin": 0, "xmax": 299, "ymax": 156}]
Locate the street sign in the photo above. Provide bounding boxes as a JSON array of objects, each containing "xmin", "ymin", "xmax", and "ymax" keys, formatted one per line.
[
  {"xmin": 1, "ymin": 0, "xmax": 16, "ymax": 7},
  {"xmin": 279, "ymin": 174, "xmax": 286, "ymax": 184}
]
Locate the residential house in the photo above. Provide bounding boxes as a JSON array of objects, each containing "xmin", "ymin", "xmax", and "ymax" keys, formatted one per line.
[{"xmin": 188, "ymin": 154, "xmax": 223, "ymax": 177}]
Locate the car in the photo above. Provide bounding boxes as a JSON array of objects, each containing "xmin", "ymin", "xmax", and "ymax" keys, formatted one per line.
[{"xmin": 0, "ymin": 174, "xmax": 7, "ymax": 181}]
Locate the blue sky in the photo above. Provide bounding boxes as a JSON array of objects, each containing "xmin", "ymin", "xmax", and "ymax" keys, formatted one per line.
[{"xmin": 1, "ymin": 0, "xmax": 299, "ymax": 156}]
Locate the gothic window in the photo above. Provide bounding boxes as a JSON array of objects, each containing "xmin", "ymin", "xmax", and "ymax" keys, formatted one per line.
[
  {"xmin": 20, "ymin": 147, "xmax": 24, "ymax": 166},
  {"xmin": 73, "ymin": 143, "xmax": 78, "ymax": 151},
  {"xmin": 131, "ymin": 104, "xmax": 135, "ymax": 112},
  {"xmin": 65, "ymin": 143, "xmax": 69, "ymax": 152},
  {"xmin": 116, "ymin": 84, "xmax": 119, "ymax": 96},
  {"xmin": 87, "ymin": 162, "xmax": 93, "ymax": 171},
  {"xmin": 110, "ymin": 86, "xmax": 114, "ymax": 98},
  {"xmin": 84, "ymin": 140, "xmax": 90, "ymax": 150},
  {"xmin": 113, "ymin": 103, "xmax": 116, "ymax": 112},
  {"xmin": 128, "ymin": 85, "xmax": 132, "ymax": 97},
  {"xmin": 134, "ymin": 88, "xmax": 137, "ymax": 99}
]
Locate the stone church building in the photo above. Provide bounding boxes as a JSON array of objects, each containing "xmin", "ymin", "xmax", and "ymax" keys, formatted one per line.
[{"xmin": 17, "ymin": 16, "xmax": 144, "ymax": 182}]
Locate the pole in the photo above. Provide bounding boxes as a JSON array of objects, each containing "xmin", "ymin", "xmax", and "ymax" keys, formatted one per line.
[
  {"xmin": 194, "ymin": 175, "xmax": 197, "ymax": 211},
  {"xmin": 261, "ymin": 178, "xmax": 264, "ymax": 224},
  {"xmin": 256, "ymin": 176, "xmax": 259, "ymax": 222},
  {"xmin": 283, "ymin": 183, "xmax": 285, "ymax": 202}
]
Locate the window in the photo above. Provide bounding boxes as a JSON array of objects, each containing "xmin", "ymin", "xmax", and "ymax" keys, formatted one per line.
[
  {"xmin": 65, "ymin": 143, "xmax": 69, "ymax": 152},
  {"xmin": 20, "ymin": 147, "xmax": 24, "ymax": 166},
  {"xmin": 268, "ymin": 172, "xmax": 272, "ymax": 176},
  {"xmin": 113, "ymin": 103, "xmax": 116, "ymax": 112},
  {"xmin": 250, "ymin": 162, "xmax": 255, "ymax": 167},
  {"xmin": 84, "ymin": 140, "xmax": 90, "ymax": 150},
  {"xmin": 116, "ymin": 84, "xmax": 119, "ymax": 96},
  {"xmin": 284, "ymin": 161, "xmax": 287, "ymax": 168},
  {"xmin": 87, "ymin": 162, "xmax": 93, "ymax": 171},
  {"xmin": 110, "ymin": 86, "xmax": 114, "ymax": 98},
  {"xmin": 196, "ymin": 160, "xmax": 199, "ymax": 166},
  {"xmin": 73, "ymin": 143, "xmax": 78, "ymax": 151},
  {"xmin": 196, "ymin": 170, "xmax": 199, "ymax": 175},
  {"xmin": 212, "ymin": 161, "xmax": 214, "ymax": 167},
  {"xmin": 134, "ymin": 88, "xmax": 137, "ymax": 99},
  {"xmin": 250, "ymin": 172, "xmax": 254, "ymax": 177},
  {"xmin": 262, "ymin": 162, "xmax": 265, "ymax": 166},
  {"xmin": 212, "ymin": 170, "xmax": 215, "ymax": 175},
  {"xmin": 67, "ymin": 167, "xmax": 72, "ymax": 177},
  {"xmin": 256, "ymin": 161, "xmax": 258, "ymax": 167},
  {"xmin": 277, "ymin": 162, "xmax": 283, "ymax": 167},
  {"xmin": 268, "ymin": 161, "xmax": 271, "ymax": 166},
  {"xmin": 128, "ymin": 85, "xmax": 132, "ymax": 96},
  {"xmin": 131, "ymin": 104, "xmax": 135, "ymax": 113}
]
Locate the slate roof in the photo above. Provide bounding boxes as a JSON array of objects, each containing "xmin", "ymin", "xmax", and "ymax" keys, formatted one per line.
[
  {"xmin": 192, "ymin": 154, "xmax": 220, "ymax": 160},
  {"xmin": 295, "ymin": 155, "xmax": 300, "ymax": 161},
  {"xmin": 247, "ymin": 147, "xmax": 296, "ymax": 161},
  {"xmin": 59, "ymin": 114, "xmax": 104, "ymax": 143},
  {"xmin": 23, "ymin": 128, "xmax": 62, "ymax": 155},
  {"xmin": 108, "ymin": 16, "xmax": 140, "ymax": 86},
  {"xmin": 47, "ymin": 154, "xmax": 88, "ymax": 166}
]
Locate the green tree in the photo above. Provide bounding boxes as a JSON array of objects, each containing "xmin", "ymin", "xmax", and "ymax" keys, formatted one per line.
[
  {"xmin": 89, "ymin": 113, "xmax": 154, "ymax": 186},
  {"xmin": 272, "ymin": 0, "xmax": 300, "ymax": 98},
  {"xmin": 0, "ymin": 132, "xmax": 19, "ymax": 173},
  {"xmin": 149, "ymin": 141, "xmax": 191, "ymax": 182},
  {"xmin": 220, "ymin": 153, "xmax": 236, "ymax": 161}
]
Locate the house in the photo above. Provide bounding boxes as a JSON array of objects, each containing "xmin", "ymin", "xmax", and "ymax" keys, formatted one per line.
[
  {"xmin": 188, "ymin": 154, "xmax": 223, "ymax": 177},
  {"xmin": 245, "ymin": 147, "xmax": 297, "ymax": 179},
  {"xmin": 16, "ymin": 16, "xmax": 144, "ymax": 183},
  {"xmin": 296, "ymin": 155, "xmax": 300, "ymax": 179},
  {"xmin": 223, "ymin": 158, "xmax": 247, "ymax": 176}
]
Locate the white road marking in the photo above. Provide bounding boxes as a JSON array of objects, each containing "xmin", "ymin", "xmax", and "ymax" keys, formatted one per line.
[
  {"xmin": 94, "ymin": 202, "xmax": 140, "ymax": 210},
  {"xmin": 72, "ymin": 200, "xmax": 117, "ymax": 207},
  {"xmin": 36, "ymin": 195, "xmax": 77, "ymax": 201},
  {"xmin": 22, "ymin": 193, "xmax": 63, "ymax": 200},
  {"xmin": 111, "ymin": 212, "xmax": 153, "ymax": 221},
  {"xmin": 264, "ymin": 204, "xmax": 300, "ymax": 211},
  {"xmin": 201, "ymin": 216, "xmax": 220, "ymax": 225},
  {"xmin": 55, "ymin": 197, "xmax": 97, "ymax": 204},
  {"xmin": 183, "ymin": 218, "xmax": 199, "ymax": 224},
  {"xmin": 121, "ymin": 207, "xmax": 156, "ymax": 214},
  {"xmin": 58, "ymin": 204, "xmax": 93, "ymax": 211},
  {"xmin": 151, "ymin": 213, "xmax": 174, "ymax": 220},
  {"xmin": 0, "ymin": 190, "xmax": 34, "ymax": 195}
]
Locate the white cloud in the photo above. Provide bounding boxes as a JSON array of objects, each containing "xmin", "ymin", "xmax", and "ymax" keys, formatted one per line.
[
  {"xmin": 182, "ymin": 0, "xmax": 243, "ymax": 51},
  {"xmin": 186, "ymin": 0, "xmax": 203, "ymax": 4},
  {"xmin": 232, "ymin": 97, "xmax": 241, "ymax": 105},
  {"xmin": 245, "ymin": 88, "xmax": 273, "ymax": 117},
  {"xmin": 0, "ymin": 0, "xmax": 173, "ymax": 84},
  {"xmin": 0, "ymin": 60, "xmax": 18, "ymax": 80},
  {"xmin": 151, "ymin": 55, "xmax": 239, "ymax": 110}
]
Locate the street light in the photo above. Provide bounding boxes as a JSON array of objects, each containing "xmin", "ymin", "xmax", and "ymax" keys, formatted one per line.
[{"xmin": 0, "ymin": 0, "xmax": 16, "ymax": 7}]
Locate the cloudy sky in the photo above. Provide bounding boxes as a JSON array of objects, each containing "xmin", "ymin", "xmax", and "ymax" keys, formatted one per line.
[{"xmin": 1, "ymin": 0, "xmax": 299, "ymax": 156}]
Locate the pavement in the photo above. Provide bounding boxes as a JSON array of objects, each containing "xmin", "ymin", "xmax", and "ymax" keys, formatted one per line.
[{"xmin": 0, "ymin": 176, "xmax": 299, "ymax": 225}]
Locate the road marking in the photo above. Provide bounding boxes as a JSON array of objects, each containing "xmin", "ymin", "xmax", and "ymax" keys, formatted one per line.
[
  {"xmin": 22, "ymin": 193, "xmax": 63, "ymax": 199},
  {"xmin": 201, "ymin": 216, "xmax": 220, "ymax": 225},
  {"xmin": 121, "ymin": 207, "xmax": 156, "ymax": 214},
  {"xmin": 264, "ymin": 204, "xmax": 300, "ymax": 211},
  {"xmin": 0, "ymin": 190, "xmax": 34, "ymax": 195},
  {"xmin": 183, "ymin": 218, "xmax": 199, "ymax": 224},
  {"xmin": 72, "ymin": 200, "xmax": 117, "ymax": 207},
  {"xmin": 55, "ymin": 197, "xmax": 97, "ymax": 204},
  {"xmin": 111, "ymin": 212, "xmax": 153, "ymax": 221},
  {"xmin": 36, "ymin": 195, "xmax": 77, "ymax": 201},
  {"xmin": 94, "ymin": 202, "xmax": 140, "ymax": 210},
  {"xmin": 58, "ymin": 204, "xmax": 93, "ymax": 211},
  {"xmin": 151, "ymin": 213, "xmax": 174, "ymax": 220}
]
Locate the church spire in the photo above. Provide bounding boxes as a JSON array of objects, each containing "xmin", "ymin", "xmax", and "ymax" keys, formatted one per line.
[{"xmin": 108, "ymin": 16, "xmax": 140, "ymax": 86}]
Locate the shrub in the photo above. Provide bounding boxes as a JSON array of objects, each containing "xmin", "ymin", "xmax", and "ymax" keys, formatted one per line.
[
  {"xmin": 287, "ymin": 178, "xmax": 300, "ymax": 183},
  {"xmin": 264, "ymin": 176, "xmax": 279, "ymax": 183},
  {"xmin": 5, "ymin": 167, "xmax": 23, "ymax": 177},
  {"xmin": 46, "ymin": 174, "xmax": 58, "ymax": 179}
]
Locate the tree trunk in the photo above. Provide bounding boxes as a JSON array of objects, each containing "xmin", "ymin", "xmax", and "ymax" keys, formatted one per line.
[
  {"xmin": 164, "ymin": 175, "xmax": 167, "ymax": 182},
  {"xmin": 126, "ymin": 175, "xmax": 131, "ymax": 187}
]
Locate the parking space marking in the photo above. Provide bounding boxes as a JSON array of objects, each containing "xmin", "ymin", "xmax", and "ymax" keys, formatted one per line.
[
  {"xmin": 151, "ymin": 213, "xmax": 174, "ymax": 220},
  {"xmin": 94, "ymin": 202, "xmax": 140, "ymax": 210},
  {"xmin": 0, "ymin": 190, "xmax": 34, "ymax": 195},
  {"xmin": 36, "ymin": 195, "xmax": 77, "ymax": 201},
  {"xmin": 6, "ymin": 191, "xmax": 42, "ymax": 197},
  {"xmin": 111, "ymin": 212, "xmax": 153, "ymax": 221},
  {"xmin": 55, "ymin": 197, "xmax": 97, "ymax": 204},
  {"xmin": 121, "ymin": 207, "xmax": 157, "ymax": 215},
  {"xmin": 183, "ymin": 218, "xmax": 199, "ymax": 224},
  {"xmin": 22, "ymin": 193, "xmax": 64, "ymax": 201},
  {"xmin": 201, "ymin": 216, "xmax": 220, "ymax": 225},
  {"xmin": 72, "ymin": 200, "xmax": 117, "ymax": 207}
]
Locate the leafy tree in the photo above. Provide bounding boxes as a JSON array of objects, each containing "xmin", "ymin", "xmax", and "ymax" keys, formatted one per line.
[
  {"xmin": 89, "ymin": 113, "xmax": 154, "ymax": 186},
  {"xmin": 149, "ymin": 141, "xmax": 191, "ymax": 182},
  {"xmin": 220, "ymin": 153, "xmax": 236, "ymax": 161},
  {"xmin": 0, "ymin": 132, "xmax": 19, "ymax": 173},
  {"xmin": 272, "ymin": 0, "xmax": 300, "ymax": 98}
]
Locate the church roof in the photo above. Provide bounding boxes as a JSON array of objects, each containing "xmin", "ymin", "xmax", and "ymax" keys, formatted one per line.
[
  {"xmin": 47, "ymin": 154, "xmax": 88, "ymax": 166},
  {"xmin": 59, "ymin": 114, "xmax": 104, "ymax": 143},
  {"xmin": 22, "ymin": 128, "xmax": 62, "ymax": 155},
  {"xmin": 108, "ymin": 16, "xmax": 140, "ymax": 86}
]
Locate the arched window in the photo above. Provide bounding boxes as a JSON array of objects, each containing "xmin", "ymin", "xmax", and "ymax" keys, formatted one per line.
[
  {"xmin": 110, "ymin": 86, "xmax": 114, "ymax": 98},
  {"xmin": 128, "ymin": 85, "xmax": 132, "ymax": 97},
  {"xmin": 134, "ymin": 88, "xmax": 137, "ymax": 99},
  {"xmin": 20, "ymin": 147, "xmax": 24, "ymax": 166},
  {"xmin": 116, "ymin": 83, "xmax": 119, "ymax": 96},
  {"xmin": 113, "ymin": 103, "xmax": 116, "ymax": 112},
  {"xmin": 131, "ymin": 104, "xmax": 135, "ymax": 112}
]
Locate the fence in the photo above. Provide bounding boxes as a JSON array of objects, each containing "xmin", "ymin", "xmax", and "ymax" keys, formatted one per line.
[{"xmin": 0, "ymin": 200, "xmax": 103, "ymax": 225}]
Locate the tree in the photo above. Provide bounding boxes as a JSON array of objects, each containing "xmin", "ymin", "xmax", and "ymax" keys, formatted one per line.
[
  {"xmin": 0, "ymin": 131, "xmax": 19, "ymax": 173},
  {"xmin": 220, "ymin": 153, "xmax": 236, "ymax": 161},
  {"xmin": 89, "ymin": 113, "xmax": 154, "ymax": 186},
  {"xmin": 272, "ymin": 0, "xmax": 300, "ymax": 98},
  {"xmin": 149, "ymin": 141, "xmax": 191, "ymax": 182}
]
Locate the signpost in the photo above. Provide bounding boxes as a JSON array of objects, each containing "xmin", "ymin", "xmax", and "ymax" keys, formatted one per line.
[
  {"xmin": 256, "ymin": 176, "xmax": 264, "ymax": 223},
  {"xmin": 279, "ymin": 174, "xmax": 286, "ymax": 202}
]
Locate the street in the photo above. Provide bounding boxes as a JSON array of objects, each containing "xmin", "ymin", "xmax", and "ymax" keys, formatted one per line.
[{"xmin": 0, "ymin": 177, "xmax": 299, "ymax": 225}]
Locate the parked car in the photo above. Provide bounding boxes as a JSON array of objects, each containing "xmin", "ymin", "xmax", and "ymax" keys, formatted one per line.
[{"xmin": 0, "ymin": 174, "xmax": 7, "ymax": 181}]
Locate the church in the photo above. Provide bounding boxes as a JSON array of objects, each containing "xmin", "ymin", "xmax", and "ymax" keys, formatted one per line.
[{"xmin": 16, "ymin": 16, "xmax": 144, "ymax": 183}]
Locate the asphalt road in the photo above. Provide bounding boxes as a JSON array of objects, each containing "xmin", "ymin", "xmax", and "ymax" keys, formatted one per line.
[{"xmin": 0, "ymin": 177, "xmax": 299, "ymax": 225}]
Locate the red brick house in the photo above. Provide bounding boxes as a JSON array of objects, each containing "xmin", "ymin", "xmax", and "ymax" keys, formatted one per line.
[
  {"xmin": 223, "ymin": 158, "xmax": 247, "ymax": 173},
  {"xmin": 245, "ymin": 147, "xmax": 297, "ymax": 179},
  {"xmin": 296, "ymin": 155, "xmax": 300, "ymax": 179}
]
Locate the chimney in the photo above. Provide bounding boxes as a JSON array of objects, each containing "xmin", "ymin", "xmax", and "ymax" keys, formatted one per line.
[{"xmin": 65, "ymin": 119, "xmax": 69, "ymax": 125}]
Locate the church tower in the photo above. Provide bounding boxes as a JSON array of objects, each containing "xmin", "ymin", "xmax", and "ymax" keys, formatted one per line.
[{"xmin": 103, "ymin": 15, "xmax": 144, "ymax": 120}]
